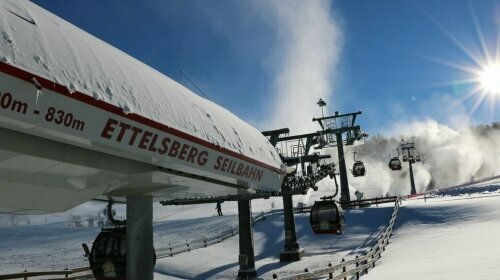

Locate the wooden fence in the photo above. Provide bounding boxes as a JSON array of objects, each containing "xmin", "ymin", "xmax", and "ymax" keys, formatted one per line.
[
  {"xmin": 0, "ymin": 266, "xmax": 93, "ymax": 280},
  {"xmin": 156, "ymin": 210, "xmax": 273, "ymax": 258},
  {"xmin": 0, "ymin": 198, "xmax": 400, "ymax": 279},
  {"xmin": 272, "ymin": 197, "xmax": 401, "ymax": 280},
  {"xmin": 0, "ymin": 210, "xmax": 274, "ymax": 279}
]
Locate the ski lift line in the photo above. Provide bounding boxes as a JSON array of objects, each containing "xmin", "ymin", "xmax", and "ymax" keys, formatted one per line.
[
  {"xmin": 179, "ymin": 70, "xmax": 212, "ymax": 101},
  {"xmin": 316, "ymin": 139, "xmax": 355, "ymax": 167},
  {"xmin": 333, "ymin": 144, "xmax": 355, "ymax": 167}
]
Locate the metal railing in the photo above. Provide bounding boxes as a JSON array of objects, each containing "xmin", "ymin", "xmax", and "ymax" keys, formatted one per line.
[
  {"xmin": 272, "ymin": 197, "xmax": 401, "ymax": 280},
  {"xmin": 404, "ymin": 174, "xmax": 500, "ymax": 200},
  {"xmin": 341, "ymin": 196, "xmax": 398, "ymax": 209},
  {"xmin": 0, "ymin": 210, "xmax": 275, "ymax": 279},
  {"xmin": 156, "ymin": 210, "xmax": 272, "ymax": 258},
  {"xmin": 0, "ymin": 198, "xmax": 400, "ymax": 279},
  {"xmin": 155, "ymin": 206, "xmax": 317, "ymax": 258},
  {"xmin": 0, "ymin": 267, "xmax": 93, "ymax": 280}
]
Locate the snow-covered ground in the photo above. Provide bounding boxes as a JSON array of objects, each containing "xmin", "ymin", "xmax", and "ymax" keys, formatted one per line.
[
  {"xmin": 0, "ymin": 196, "xmax": 394, "ymax": 278},
  {"xmin": 154, "ymin": 205, "xmax": 393, "ymax": 279},
  {"xmin": 364, "ymin": 190, "xmax": 500, "ymax": 280},
  {"xmin": 2, "ymin": 183, "xmax": 500, "ymax": 279}
]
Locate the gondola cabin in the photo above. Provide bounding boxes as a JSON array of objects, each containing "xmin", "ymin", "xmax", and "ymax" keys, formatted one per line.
[
  {"xmin": 388, "ymin": 157, "xmax": 402, "ymax": 171},
  {"xmin": 82, "ymin": 227, "xmax": 156, "ymax": 280},
  {"xmin": 83, "ymin": 227, "xmax": 127, "ymax": 279},
  {"xmin": 309, "ymin": 200, "xmax": 345, "ymax": 234},
  {"xmin": 352, "ymin": 161, "xmax": 366, "ymax": 177}
]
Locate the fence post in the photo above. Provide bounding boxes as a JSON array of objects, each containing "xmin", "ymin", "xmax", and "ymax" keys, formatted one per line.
[
  {"xmin": 186, "ymin": 240, "xmax": 190, "ymax": 251},
  {"xmin": 355, "ymin": 256, "xmax": 359, "ymax": 280},
  {"xmin": 364, "ymin": 252, "xmax": 369, "ymax": 274},
  {"xmin": 328, "ymin": 263, "xmax": 333, "ymax": 279},
  {"xmin": 65, "ymin": 267, "xmax": 69, "ymax": 278},
  {"xmin": 204, "ymin": 236, "xmax": 207, "ymax": 247},
  {"xmin": 169, "ymin": 243, "xmax": 173, "ymax": 257},
  {"xmin": 342, "ymin": 258, "xmax": 346, "ymax": 280}
]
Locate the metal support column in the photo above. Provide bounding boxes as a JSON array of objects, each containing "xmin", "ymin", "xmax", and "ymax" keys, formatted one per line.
[
  {"xmin": 237, "ymin": 199, "xmax": 257, "ymax": 279},
  {"xmin": 279, "ymin": 193, "xmax": 304, "ymax": 262},
  {"xmin": 408, "ymin": 151, "xmax": 416, "ymax": 195},
  {"xmin": 127, "ymin": 195, "xmax": 154, "ymax": 280},
  {"xmin": 336, "ymin": 133, "xmax": 351, "ymax": 203}
]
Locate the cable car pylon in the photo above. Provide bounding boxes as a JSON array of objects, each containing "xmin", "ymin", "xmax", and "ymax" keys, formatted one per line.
[
  {"xmin": 312, "ymin": 102, "xmax": 367, "ymax": 203},
  {"xmin": 388, "ymin": 140, "xmax": 424, "ymax": 195}
]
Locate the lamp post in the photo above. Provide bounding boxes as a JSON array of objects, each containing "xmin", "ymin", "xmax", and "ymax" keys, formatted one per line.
[{"xmin": 317, "ymin": 98, "xmax": 326, "ymax": 118}]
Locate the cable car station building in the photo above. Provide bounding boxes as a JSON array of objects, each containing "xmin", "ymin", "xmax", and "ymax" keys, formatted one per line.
[{"xmin": 0, "ymin": 1, "xmax": 367, "ymax": 279}]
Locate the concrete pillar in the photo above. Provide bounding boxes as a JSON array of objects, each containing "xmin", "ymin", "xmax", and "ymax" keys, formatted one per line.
[
  {"xmin": 279, "ymin": 193, "xmax": 304, "ymax": 262},
  {"xmin": 336, "ymin": 133, "xmax": 351, "ymax": 203},
  {"xmin": 237, "ymin": 199, "xmax": 257, "ymax": 279},
  {"xmin": 127, "ymin": 195, "xmax": 154, "ymax": 280}
]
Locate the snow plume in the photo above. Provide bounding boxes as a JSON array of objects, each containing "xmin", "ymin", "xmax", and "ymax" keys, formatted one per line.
[
  {"xmin": 345, "ymin": 119, "xmax": 500, "ymax": 198},
  {"xmin": 264, "ymin": 0, "xmax": 343, "ymax": 133}
]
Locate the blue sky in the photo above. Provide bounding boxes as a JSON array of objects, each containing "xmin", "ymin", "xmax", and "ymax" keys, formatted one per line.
[{"xmin": 31, "ymin": 0, "xmax": 500, "ymax": 135}]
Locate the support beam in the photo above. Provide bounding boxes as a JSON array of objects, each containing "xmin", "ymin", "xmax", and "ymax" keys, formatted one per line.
[
  {"xmin": 237, "ymin": 199, "xmax": 257, "ymax": 279},
  {"xmin": 127, "ymin": 195, "xmax": 154, "ymax": 280},
  {"xmin": 336, "ymin": 133, "xmax": 351, "ymax": 203},
  {"xmin": 409, "ymin": 158, "xmax": 417, "ymax": 195},
  {"xmin": 279, "ymin": 194, "xmax": 304, "ymax": 262}
]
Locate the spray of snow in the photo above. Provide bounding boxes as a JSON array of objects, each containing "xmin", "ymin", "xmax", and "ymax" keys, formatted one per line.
[
  {"xmin": 262, "ymin": 0, "xmax": 343, "ymax": 134},
  {"xmin": 343, "ymin": 118, "xmax": 500, "ymax": 198}
]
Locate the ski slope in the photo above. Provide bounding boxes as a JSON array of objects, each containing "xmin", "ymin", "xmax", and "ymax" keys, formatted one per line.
[
  {"xmin": 0, "ymin": 198, "xmax": 394, "ymax": 277},
  {"xmin": 1, "ymin": 184, "xmax": 500, "ymax": 279},
  {"xmin": 364, "ymin": 190, "xmax": 500, "ymax": 280},
  {"xmin": 154, "ymin": 205, "xmax": 394, "ymax": 279}
]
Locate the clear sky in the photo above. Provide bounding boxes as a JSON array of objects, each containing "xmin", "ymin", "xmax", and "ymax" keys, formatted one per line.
[{"xmin": 31, "ymin": 0, "xmax": 500, "ymax": 135}]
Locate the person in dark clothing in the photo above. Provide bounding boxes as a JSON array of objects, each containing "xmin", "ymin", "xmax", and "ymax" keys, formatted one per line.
[{"xmin": 216, "ymin": 201, "xmax": 223, "ymax": 216}]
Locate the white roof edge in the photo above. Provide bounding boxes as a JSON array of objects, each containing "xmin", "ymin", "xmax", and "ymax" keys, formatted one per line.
[{"xmin": 0, "ymin": 0, "xmax": 283, "ymax": 170}]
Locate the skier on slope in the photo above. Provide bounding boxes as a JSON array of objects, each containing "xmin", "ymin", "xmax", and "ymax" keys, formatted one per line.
[{"xmin": 216, "ymin": 201, "xmax": 223, "ymax": 216}]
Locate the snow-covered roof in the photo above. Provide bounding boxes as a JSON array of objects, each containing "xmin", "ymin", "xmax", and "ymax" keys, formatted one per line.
[{"xmin": 0, "ymin": 0, "xmax": 282, "ymax": 170}]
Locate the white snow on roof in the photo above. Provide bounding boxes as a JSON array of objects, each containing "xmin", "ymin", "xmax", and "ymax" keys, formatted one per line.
[{"xmin": 0, "ymin": 0, "xmax": 282, "ymax": 169}]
